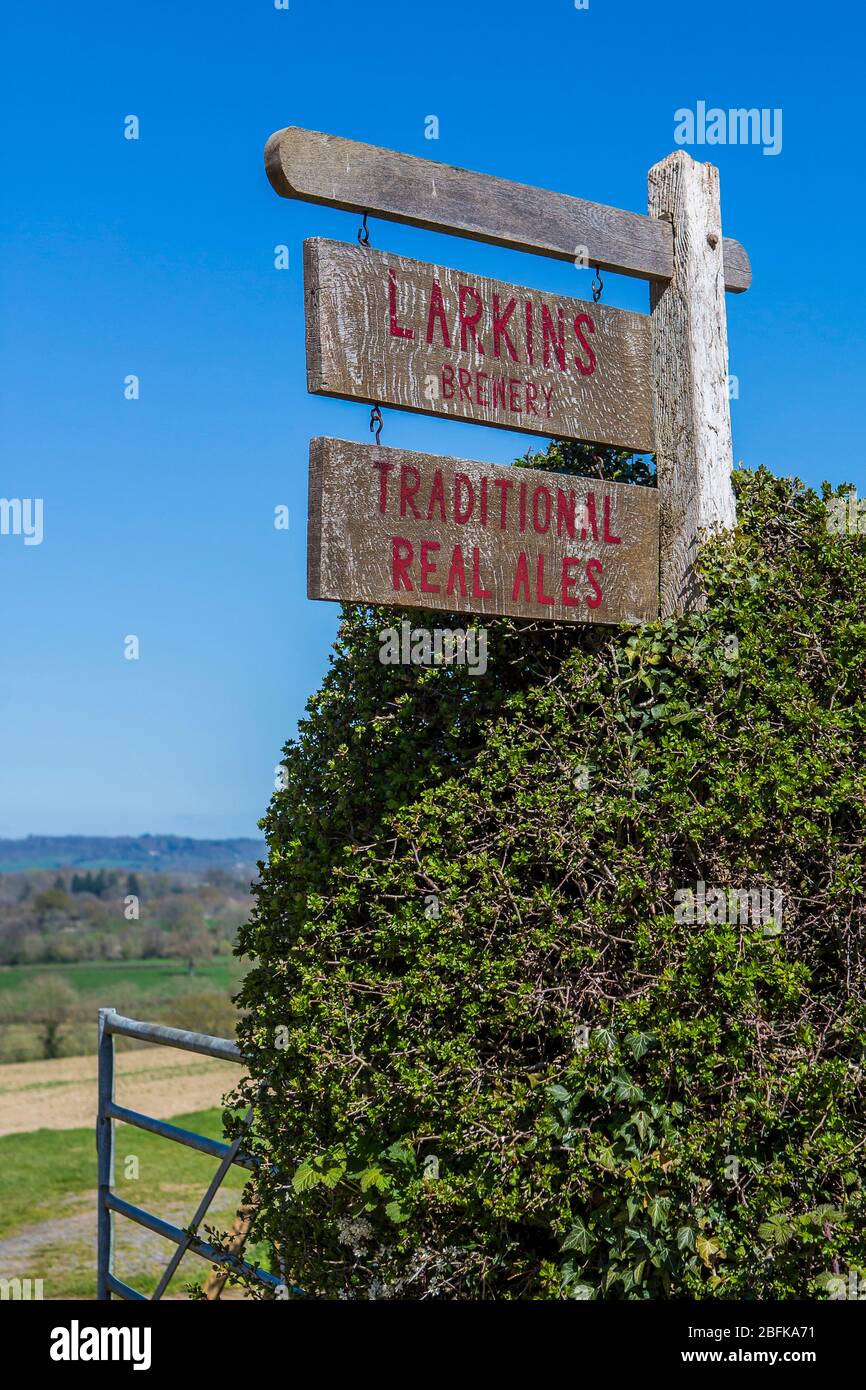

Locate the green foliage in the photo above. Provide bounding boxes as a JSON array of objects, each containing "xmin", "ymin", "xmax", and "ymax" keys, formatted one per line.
[
  {"xmin": 233, "ymin": 445, "xmax": 866, "ymax": 1299},
  {"xmin": 70, "ymin": 870, "xmax": 118, "ymax": 897}
]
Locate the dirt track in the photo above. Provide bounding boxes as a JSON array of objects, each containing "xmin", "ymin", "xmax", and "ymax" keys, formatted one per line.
[{"xmin": 0, "ymin": 1050, "xmax": 242, "ymax": 1136}]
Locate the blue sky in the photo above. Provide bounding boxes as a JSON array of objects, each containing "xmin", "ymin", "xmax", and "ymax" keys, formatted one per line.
[{"xmin": 1, "ymin": 0, "xmax": 862, "ymax": 838}]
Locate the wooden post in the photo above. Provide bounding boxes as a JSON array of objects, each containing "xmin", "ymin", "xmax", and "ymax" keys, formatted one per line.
[
  {"xmin": 202, "ymin": 1202, "xmax": 258, "ymax": 1300},
  {"xmin": 96, "ymin": 1006, "xmax": 115, "ymax": 1300},
  {"xmin": 648, "ymin": 152, "xmax": 737, "ymax": 616}
]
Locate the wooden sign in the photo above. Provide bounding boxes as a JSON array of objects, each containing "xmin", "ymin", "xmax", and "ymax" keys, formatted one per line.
[
  {"xmin": 267, "ymin": 127, "xmax": 752, "ymax": 293},
  {"xmin": 308, "ymin": 437, "xmax": 659, "ymax": 625},
  {"xmin": 305, "ymin": 239, "xmax": 655, "ymax": 453}
]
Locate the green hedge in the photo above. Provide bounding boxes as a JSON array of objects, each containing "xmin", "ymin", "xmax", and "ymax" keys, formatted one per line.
[{"xmin": 233, "ymin": 447, "xmax": 866, "ymax": 1299}]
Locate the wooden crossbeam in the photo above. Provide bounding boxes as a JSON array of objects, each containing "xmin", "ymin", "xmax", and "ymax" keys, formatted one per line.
[{"xmin": 265, "ymin": 126, "xmax": 751, "ymax": 293}]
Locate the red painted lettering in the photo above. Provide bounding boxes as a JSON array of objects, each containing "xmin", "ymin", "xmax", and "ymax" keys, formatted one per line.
[
  {"xmin": 536, "ymin": 555, "xmax": 555, "ymax": 605},
  {"xmin": 494, "ymin": 477, "xmax": 513, "ymax": 529},
  {"xmin": 426, "ymin": 279, "xmax": 451, "ymax": 347},
  {"xmin": 581, "ymin": 492, "xmax": 599, "ymax": 541},
  {"xmin": 420, "ymin": 539, "xmax": 441, "ymax": 594},
  {"xmin": 492, "ymin": 294, "xmax": 518, "ymax": 362},
  {"xmin": 400, "ymin": 465, "xmax": 421, "ymax": 518},
  {"xmin": 574, "ymin": 312, "xmax": 596, "ymax": 376},
  {"xmin": 561, "ymin": 556, "xmax": 580, "ymax": 606},
  {"xmin": 454, "ymin": 472, "xmax": 475, "ymax": 524},
  {"xmin": 388, "ymin": 269, "xmax": 415, "ymax": 340},
  {"xmin": 472, "ymin": 547, "xmax": 492, "ymax": 599},
  {"xmin": 459, "ymin": 285, "xmax": 485, "ymax": 353},
  {"xmin": 603, "ymin": 495, "xmax": 622, "ymax": 543},
  {"xmin": 556, "ymin": 487, "xmax": 576, "ymax": 538},
  {"xmin": 391, "ymin": 537, "xmax": 414, "ymax": 591},
  {"xmin": 446, "ymin": 545, "xmax": 467, "ymax": 597},
  {"xmin": 586, "ymin": 557, "xmax": 603, "ymax": 608},
  {"xmin": 374, "ymin": 460, "xmax": 394, "ymax": 515},
  {"xmin": 532, "ymin": 486, "xmax": 552, "ymax": 534},
  {"xmin": 512, "ymin": 551, "xmax": 530, "ymax": 601},
  {"xmin": 542, "ymin": 303, "xmax": 566, "ymax": 371},
  {"xmin": 427, "ymin": 469, "xmax": 447, "ymax": 522}
]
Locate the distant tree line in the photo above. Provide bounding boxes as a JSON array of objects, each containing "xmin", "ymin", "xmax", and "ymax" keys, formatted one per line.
[{"xmin": 0, "ymin": 868, "xmax": 253, "ymax": 966}]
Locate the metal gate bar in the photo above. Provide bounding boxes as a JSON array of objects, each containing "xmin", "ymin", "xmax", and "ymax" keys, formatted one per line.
[
  {"xmin": 96, "ymin": 1006, "xmax": 277, "ymax": 1300},
  {"xmin": 104, "ymin": 1193, "xmax": 282, "ymax": 1291},
  {"xmin": 105, "ymin": 1101, "xmax": 256, "ymax": 1169}
]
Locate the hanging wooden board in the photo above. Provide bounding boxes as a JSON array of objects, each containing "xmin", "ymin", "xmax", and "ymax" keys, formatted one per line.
[
  {"xmin": 266, "ymin": 126, "xmax": 752, "ymax": 293},
  {"xmin": 305, "ymin": 239, "xmax": 655, "ymax": 453},
  {"xmin": 308, "ymin": 437, "xmax": 659, "ymax": 625}
]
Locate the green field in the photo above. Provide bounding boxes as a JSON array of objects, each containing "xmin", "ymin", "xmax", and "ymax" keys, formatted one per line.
[
  {"xmin": 0, "ymin": 958, "xmax": 243, "ymax": 998},
  {"xmin": 0, "ymin": 958, "xmax": 247, "ymax": 1064},
  {"xmin": 0, "ymin": 1108, "xmax": 266, "ymax": 1299}
]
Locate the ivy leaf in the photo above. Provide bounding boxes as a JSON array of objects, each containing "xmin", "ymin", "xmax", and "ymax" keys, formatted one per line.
[
  {"xmin": 627, "ymin": 1031, "xmax": 657, "ymax": 1060},
  {"xmin": 613, "ymin": 1074, "xmax": 644, "ymax": 1104},
  {"xmin": 677, "ymin": 1226, "xmax": 695, "ymax": 1252},
  {"xmin": 561, "ymin": 1219, "xmax": 592, "ymax": 1254},
  {"xmin": 696, "ymin": 1235, "xmax": 722, "ymax": 1267},
  {"xmin": 647, "ymin": 1195, "xmax": 671, "ymax": 1228},
  {"xmin": 631, "ymin": 1110, "xmax": 652, "ymax": 1142},
  {"xmin": 546, "ymin": 1084, "xmax": 572, "ymax": 1106}
]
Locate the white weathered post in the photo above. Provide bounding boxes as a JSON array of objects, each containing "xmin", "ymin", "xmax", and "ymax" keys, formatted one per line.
[{"xmin": 648, "ymin": 152, "xmax": 738, "ymax": 616}]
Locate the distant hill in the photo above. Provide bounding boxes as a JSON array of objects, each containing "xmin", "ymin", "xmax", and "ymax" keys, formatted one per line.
[{"xmin": 0, "ymin": 835, "xmax": 265, "ymax": 875}]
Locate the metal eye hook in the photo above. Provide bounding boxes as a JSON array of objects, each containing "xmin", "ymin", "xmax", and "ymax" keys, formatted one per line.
[
  {"xmin": 358, "ymin": 212, "xmax": 371, "ymax": 247},
  {"xmin": 370, "ymin": 403, "xmax": 383, "ymax": 446}
]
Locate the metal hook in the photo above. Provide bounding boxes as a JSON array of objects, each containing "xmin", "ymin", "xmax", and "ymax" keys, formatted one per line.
[
  {"xmin": 370, "ymin": 403, "xmax": 383, "ymax": 446},
  {"xmin": 591, "ymin": 265, "xmax": 603, "ymax": 303},
  {"xmin": 358, "ymin": 212, "xmax": 371, "ymax": 247}
]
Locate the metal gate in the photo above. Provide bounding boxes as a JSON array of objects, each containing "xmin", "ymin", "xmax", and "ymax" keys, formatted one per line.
[{"xmin": 96, "ymin": 1006, "xmax": 282, "ymax": 1301}]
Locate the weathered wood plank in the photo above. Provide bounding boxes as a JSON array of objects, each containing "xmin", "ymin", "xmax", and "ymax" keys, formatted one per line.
[
  {"xmin": 305, "ymin": 239, "xmax": 655, "ymax": 453},
  {"xmin": 267, "ymin": 126, "xmax": 751, "ymax": 293},
  {"xmin": 648, "ymin": 152, "xmax": 737, "ymax": 616},
  {"xmin": 308, "ymin": 437, "xmax": 659, "ymax": 626}
]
